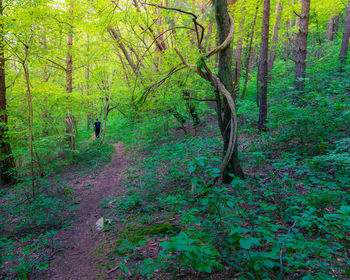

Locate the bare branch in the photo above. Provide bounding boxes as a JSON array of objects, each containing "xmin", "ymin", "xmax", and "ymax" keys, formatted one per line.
[
  {"xmin": 141, "ymin": 2, "xmax": 198, "ymax": 19},
  {"xmin": 39, "ymin": 56, "xmax": 67, "ymax": 72}
]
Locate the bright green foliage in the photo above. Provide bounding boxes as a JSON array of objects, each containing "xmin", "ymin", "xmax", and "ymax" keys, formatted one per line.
[
  {"xmin": 100, "ymin": 32, "xmax": 350, "ymax": 279},
  {"xmin": 1, "ymin": 0, "xmax": 350, "ymax": 279}
]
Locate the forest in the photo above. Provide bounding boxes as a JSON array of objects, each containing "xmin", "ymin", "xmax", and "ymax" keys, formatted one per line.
[{"xmin": 0, "ymin": 0, "xmax": 349, "ymax": 279}]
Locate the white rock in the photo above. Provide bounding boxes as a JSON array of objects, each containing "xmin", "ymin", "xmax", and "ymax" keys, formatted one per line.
[
  {"xmin": 96, "ymin": 217, "xmax": 104, "ymax": 230},
  {"xmin": 95, "ymin": 217, "xmax": 112, "ymax": 230}
]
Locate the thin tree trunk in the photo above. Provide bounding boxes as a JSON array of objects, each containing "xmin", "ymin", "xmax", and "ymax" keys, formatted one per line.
[
  {"xmin": 183, "ymin": 91, "xmax": 200, "ymax": 125},
  {"xmin": 41, "ymin": 28, "xmax": 50, "ymax": 136},
  {"xmin": 118, "ymin": 52, "xmax": 131, "ymax": 87},
  {"xmin": 0, "ymin": 0, "xmax": 15, "ymax": 186},
  {"xmin": 108, "ymin": 27, "xmax": 142, "ymax": 77},
  {"xmin": 66, "ymin": 2, "xmax": 76, "ymax": 150},
  {"xmin": 234, "ymin": 18, "xmax": 244, "ymax": 97},
  {"xmin": 258, "ymin": 0, "xmax": 270, "ymax": 131},
  {"xmin": 86, "ymin": 34, "xmax": 92, "ymax": 131},
  {"xmin": 215, "ymin": 0, "xmax": 244, "ymax": 181},
  {"xmin": 268, "ymin": 0, "xmax": 283, "ymax": 73},
  {"xmin": 241, "ymin": 1, "xmax": 260, "ymax": 100},
  {"xmin": 23, "ymin": 62, "xmax": 35, "ymax": 197},
  {"xmin": 153, "ymin": 4, "xmax": 167, "ymax": 72},
  {"xmin": 339, "ymin": 0, "xmax": 350, "ymax": 72},
  {"xmin": 328, "ymin": 16, "xmax": 335, "ymax": 42},
  {"xmin": 333, "ymin": 15, "xmax": 340, "ymax": 37},
  {"xmin": 293, "ymin": 0, "xmax": 310, "ymax": 92},
  {"xmin": 292, "ymin": 0, "xmax": 301, "ymax": 52},
  {"xmin": 285, "ymin": 12, "xmax": 294, "ymax": 61}
]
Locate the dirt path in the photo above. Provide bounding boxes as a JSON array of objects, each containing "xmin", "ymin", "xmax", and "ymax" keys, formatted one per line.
[{"xmin": 48, "ymin": 143, "xmax": 129, "ymax": 280}]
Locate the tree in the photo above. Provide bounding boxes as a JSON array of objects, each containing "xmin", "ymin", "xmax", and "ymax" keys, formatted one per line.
[
  {"xmin": 0, "ymin": 0, "xmax": 15, "ymax": 186},
  {"xmin": 234, "ymin": 15, "xmax": 244, "ymax": 97},
  {"xmin": 213, "ymin": 0, "xmax": 244, "ymax": 180},
  {"xmin": 65, "ymin": 1, "xmax": 76, "ymax": 150},
  {"xmin": 339, "ymin": 0, "xmax": 350, "ymax": 72},
  {"xmin": 241, "ymin": 0, "xmax": 260, "ymax": 100},
  {"xmin": 328, "ymin": 15, "xmax": 335, "ymax": 42},
  {"xmin": 258, "ymin": 0, "xmax": 270, "ymax": 131},
  {"xmin": 293, "ymin": 0, "xmax": 311, "ymax": 92},
  {"xmin": 268, "ymin": 0, "xmax": 283, "ymax": 73}
]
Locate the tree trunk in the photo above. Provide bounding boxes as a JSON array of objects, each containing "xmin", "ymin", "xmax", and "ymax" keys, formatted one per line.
[
  {"xmin": 333, "ymin": 15, "xmax": 340, "ymax": 36},
  {"xmin": 292, "ymin": 0, "xmax": 301, "ymax": 52},
  {"xmin": 234, "ymin": 18, "xmax": 244, "ymax": 97},
  {"xmin": 66, "ymin": 3, "xmax": 76, "ymax": 150},
  {"xmin": 86, "ymin": 34, "xmax": 92, "ymax": 131},
  {"xmin": 118, "ymin": 52, "xmax": 131, "ymax": 87},
  {"xmin": 258, "ymin": 0, "xmax": 270, "ymax": 131},
  {"xmin": 293, "ymin": 0, "xmax": 310, "ymax": 92},
  {"xmin": 23, "ymin": 62, "xmax": 36, "ymax": 197},
  {"xmin": 183, "ymin": 91, "xmax": 200, "ymax": 125},
  {"xmin": 339, "ymin": 0, "xmax": 350, "ymax": 72},
  {"xmin": 0, "ymin": 0, "xmax": 15, "ymax": 186},
  {"xmin": 285, "ymin": 14, "xmax": 294, "ymax": 61},
  {"xmin": 268, "ymin": 0, "xmax": 282, "ymax": 73},
  {"xmin": 241, "ymin": 1, "xmax": 260, "ymax": 100},
  {"xmin": 108, "ymin": 27, "xmax": 142, "ymax": 77},
  {"xmin": 328, "ymin": 16, "xmax": 335, "ymax": 42},
  {"xmin": 215, "ymin": 0, "xmax": 244, "ymax": 181}
]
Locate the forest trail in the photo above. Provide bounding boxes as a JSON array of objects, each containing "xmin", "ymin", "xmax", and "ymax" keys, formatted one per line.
[{"xmin": 48, "ymin": 142, "xmax": 129, "ymax": 280}]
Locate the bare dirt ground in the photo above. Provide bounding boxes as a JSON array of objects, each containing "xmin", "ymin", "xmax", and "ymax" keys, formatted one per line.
[{"xmin": 47, "ymin": 142, "xmax": 129, "ymax": 280}]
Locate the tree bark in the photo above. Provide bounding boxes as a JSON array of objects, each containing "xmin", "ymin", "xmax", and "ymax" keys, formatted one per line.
[
  {"xmin": 328, "ymin": 16, "xmax": 335, "ymax": 42},
  {"xmin": 268, "ymin": 0, "xmax": 282, "ymax": 73},
  {"xmin": 293, "ymin": 0, "xmax": 310, "ymax": 92},
  {"xmin": 339, "ymin": 0, "xmax": 350, "ymax": 72},
  {"xmin": 66, "ymin": 2, "xmax": 76, "ymax": 150},
  {"xmin": 241, "ymin": 1, "xmax": 260, "ymax": 100},
  {"xmin": 0, "ymin": 0, "xmax": 15, "ymax": 186},
  {"xmin": 258, "ymin": 0, "xmax": 270, "ymax": 131},
  {"xmin": 183, "ymin": 91, "xmax": 200, "ymax": 125},
  {"xmin": 86, "ymin": 34, "xmax": 92, "ymax": 131},
  {"xmin": 234, "ymin": 18, "xmax": 244, "ymax": 97},
  {"xmin": 23, "ymin": 61, "xmax": 36, "ymax": 197},
  {"xmin": 108, "ymin": 27, "xmax": 142, "ymax": 77},
  {"xmin": 215, "ymin": 0, "xmax": 244, "ymax": 181},
  {"xmin": 285, "ymin": 13, "xmax": 294, "ymax": 61}
]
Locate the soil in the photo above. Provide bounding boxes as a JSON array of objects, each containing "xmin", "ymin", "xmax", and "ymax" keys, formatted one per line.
[{"xmin": 47, "ymin": 142, "xmax": 129, "ymax": 280}]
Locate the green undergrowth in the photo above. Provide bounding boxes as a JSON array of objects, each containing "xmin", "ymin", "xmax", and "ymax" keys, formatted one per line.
[
  {"xmin": 0, "ymin": 138, "xmax": 114, "ymax": 279},
  {"xmin": 102, "ymin": 55, "xmax": 349, "ymax": 279},
  {"xmin": 104, "ymin": 130, "xmax": 349, "ymax": 279}
]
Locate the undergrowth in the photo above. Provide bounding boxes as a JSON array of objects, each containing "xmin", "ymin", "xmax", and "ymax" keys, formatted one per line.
[
  {"xmin": 102, "ymin": 50, "xmax": 350, "ymax": 279},
  {"xmin": 0, "ymin": 139, "xmax": 114, "ymax": 279}
]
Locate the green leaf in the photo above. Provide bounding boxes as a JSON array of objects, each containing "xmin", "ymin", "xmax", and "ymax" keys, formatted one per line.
[
  {"xmin": 188, "ymin": 166, "xmax": 196, "ymax": 173},
  {"xmin": 239, "ymin": 237, "xmax": 261, "ymax": 249}
]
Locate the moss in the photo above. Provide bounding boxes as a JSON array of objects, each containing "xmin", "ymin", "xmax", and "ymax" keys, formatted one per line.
[
  {"xmin": 122, "ymin": 222, "xmax": 179, "ymax": 240},
  {"xmin": 148, "ymin": 223, "xmax": 179, "ymax": 235},
  {"xmin": 111, "ymin": 222, "xmax": 180, "ymax": 255},
  {"xmin": 110, "ymin": 219, "xmax": 181, "ymax": 257},
  {"xmin": 62, "ymin": 188, "xmax": 73, "ymax": 196}
]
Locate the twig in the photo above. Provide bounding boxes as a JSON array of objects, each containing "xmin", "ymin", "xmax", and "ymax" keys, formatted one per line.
[
  {"xmin": 293, "ymin": 10, "xmax": 302, "ymax": 18},
  {"xmin": 107, "ymin": 265, "xmax": 119, "ymax": 274}
]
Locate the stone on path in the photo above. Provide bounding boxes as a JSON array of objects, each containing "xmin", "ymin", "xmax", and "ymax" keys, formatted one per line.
[{"xmin": 95, "ymin": 217, "xmax": 111, "ymax": 230}]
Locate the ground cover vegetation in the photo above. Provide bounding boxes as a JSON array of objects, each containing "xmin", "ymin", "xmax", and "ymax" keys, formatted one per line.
[{"xmin": 0, "ymin": 0, "xmax": 349, "ymax": 279}]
